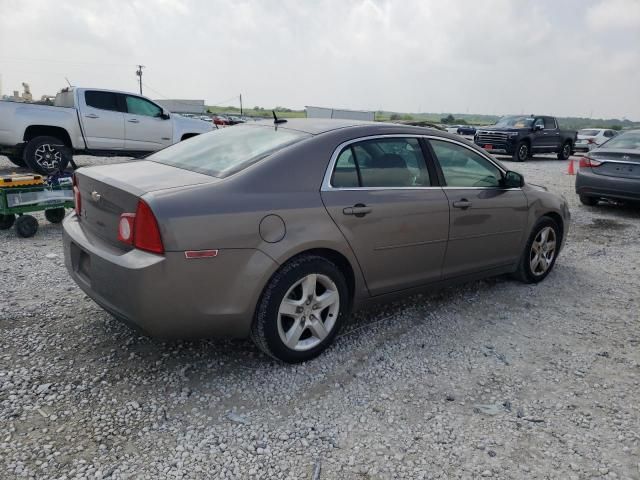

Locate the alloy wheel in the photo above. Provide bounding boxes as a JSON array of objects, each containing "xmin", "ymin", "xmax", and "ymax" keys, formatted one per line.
[
  {"xmin": 529, "ymin": 226, "xmax": 557, "ymax": 276},
  {"xmin": 34, "ymin": 144, "xmax": 62, "ymax": 170},
  {"xmin": 518, "ymin": 144, "xmax": 528, "ymax": 161},
  {"xmin": 277, "ymin": 273, "xmax": 340, "ymax": 351}
]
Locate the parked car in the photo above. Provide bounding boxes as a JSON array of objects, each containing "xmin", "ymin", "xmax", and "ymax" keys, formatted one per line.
[
  {"xmin": 0, "ymin": 87, "xmax": 212, "ymax": 174},
  {"xmin": 474, "ymin": 115, "xmax": 577, "ymax": 162},
  {"xmin": 457, "ymin": 125, "xmax": 476, "ymax": 136},
  {"xmin": 63, "ymin": 119, "xmax": 570, "ymax": 362},
  {"xmin": 574, "ymin": 128, "xmax": 618, "ymax": 153},
  {"xmin": 576, "ymin": 129, "xmax": 640, "ymax": 206},
  {"xmin": 213, "ymin": 115, "xmax": 231, "ymax": 126}
]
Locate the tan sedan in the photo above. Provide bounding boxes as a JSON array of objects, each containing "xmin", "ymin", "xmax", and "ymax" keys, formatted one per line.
[{"xmin": 63, "ymin": 119, "xmax": 570, "ymax": 362}]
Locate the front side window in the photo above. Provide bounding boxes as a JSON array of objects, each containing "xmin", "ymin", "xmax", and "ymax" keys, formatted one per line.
[
  {"xmin": 126, "ymin": 96, "xmax": 162, "ymax": 117},
  {"xmin": 430, "ymin": 140, "xmax": 503, "ymax": 188},
  {"xmin": 331, "ymin": 137, "xmax": 430, "ymax": 188},
  {"xmin": 85, "ymin": 91, "xmax": 121, "ymax": 112},
  {"xmin": 534, "ymin": 118, "xmax": 544, "ymax": 129},
  {"xmin": 149, "ymin": 124, "xmax": 310, "ymax": 178}
]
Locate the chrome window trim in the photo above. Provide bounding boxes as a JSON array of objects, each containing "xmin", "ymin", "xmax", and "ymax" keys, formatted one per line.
[{"xmin": 321, "ymin": 134, "xmax": 509, "ymax": 192}]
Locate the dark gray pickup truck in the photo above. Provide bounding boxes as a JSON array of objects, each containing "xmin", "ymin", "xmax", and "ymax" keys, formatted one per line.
[{"xmin": 474, "ymin": 115, "xmax": 577, "ymax": 162}]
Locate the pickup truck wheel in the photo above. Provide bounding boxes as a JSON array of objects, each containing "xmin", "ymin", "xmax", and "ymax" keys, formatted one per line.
[
  {"xmin": 557, "ymin": 142, "xmax": 572, "ymax": 160},
  {"xmin": 24, "ymin": 136, "xmax": 70, "ymax": 175},
  {"xmin": 513, "ymin": 141, "xmax": 529, "ymax": 162}
]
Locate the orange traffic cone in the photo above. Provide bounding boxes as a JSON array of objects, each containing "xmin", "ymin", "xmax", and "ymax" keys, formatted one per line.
[{"xmin": 567, "ymin": 158, "xmax": 575, "ymax": 175}]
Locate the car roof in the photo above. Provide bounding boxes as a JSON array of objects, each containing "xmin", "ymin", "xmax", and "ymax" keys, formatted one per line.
[{"xmin": 249, "ymin": 117, "xmax": 456, "ymax": 136}]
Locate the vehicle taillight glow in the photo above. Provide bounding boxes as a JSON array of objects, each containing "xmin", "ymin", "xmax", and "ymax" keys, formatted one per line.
[
  {"xmin": 587, "ymin": 138, "xmax": 596, "ymax": 144},
  {"xmin": 73, "ymin": 174, "xmax": 81, "ymax": 217},
  {"xmin": 117, "ymin": 200, "xmax": 164, "ymax": 254},
  {"xmin": 579, "ymin": 157, "xmax": 602, "ymax": 168}
]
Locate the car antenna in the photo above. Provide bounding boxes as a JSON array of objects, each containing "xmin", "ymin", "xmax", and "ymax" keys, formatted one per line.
[{"xmin": 272, "ymin": 110, "xmax": 287, "ymax": 124}]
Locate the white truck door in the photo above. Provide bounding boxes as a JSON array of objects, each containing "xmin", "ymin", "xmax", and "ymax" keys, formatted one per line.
[
  {"xmin": 79, "ymin": 90, "xmax": 125, "ymax": 149},
  {"xmin": 122, "ymin": 95, "xmax": 173, "ymax": 151}
]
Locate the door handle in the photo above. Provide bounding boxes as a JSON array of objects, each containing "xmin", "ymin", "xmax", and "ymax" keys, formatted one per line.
[
  {"xmin": 343, "ymin": 204, "xmax": 372, "ymax": 217},
  {"xmin": 452, "ymin": 199, "xmax": 472, "ymax": 209},
  {"xmin": 127, "ymin": 118, "xmax": 140, "ymax": 123},
  {"xmin": 85, "ymin": 114, "xmax": 99, "ymax": 119}
]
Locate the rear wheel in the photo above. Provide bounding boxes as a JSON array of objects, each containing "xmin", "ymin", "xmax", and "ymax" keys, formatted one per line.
[
  {"xmin": 558, "ymin": 141, "xmax": 572, "ymax": 160},
  {"xmin": 579, "ymin": 195, "xmax": 599, "ymax": 206},
  {"xmin": 15, "ymin": 215, "xmax": 38, "ymax": 238},
  {"xmin": 0, "ymin": 213, "xmax": 16, "ymax": 230},
  {"xmin": 23, "ymin": 136, "xmax": 71, "ymax": 175},
  {"xmin": 513, "ymin": 141, "xmax": 529, "ymax": 162},
  {"xmin": 251, "ymin": 254, "xmax": 349, "ymax": 363},
  {"xmin": 45, "ymin": 208, "xmax": 66, "ymax": 223},
  {"xmin": 515, "ymin": 216, "xmax": 561, "ymax": 283}
]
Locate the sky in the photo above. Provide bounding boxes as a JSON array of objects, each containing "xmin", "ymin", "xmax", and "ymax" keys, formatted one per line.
[{"xmin": 0, "ymin": 0, "xmax": 639, "ymax": 119}]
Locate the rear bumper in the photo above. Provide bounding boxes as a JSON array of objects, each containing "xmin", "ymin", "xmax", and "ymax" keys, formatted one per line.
[
  {"xmin": 576, "ymin": 169, "xmax": 640, "ymax": 202},
  {"xmin": 63, "ymin": 212, "xmax": 278, "ymax": 338}
]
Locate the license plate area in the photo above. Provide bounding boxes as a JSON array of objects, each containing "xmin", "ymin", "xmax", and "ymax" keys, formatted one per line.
[
  {"xmin": 70, "ymin": 242, "xmax": 91, "ymax": 285},
  {"xmin": 484, "ymin": 144, "xmax": 493, "ymax": 150}
]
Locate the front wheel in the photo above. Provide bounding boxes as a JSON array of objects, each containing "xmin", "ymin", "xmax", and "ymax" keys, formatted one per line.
[
  {"xmin": 23, "ymin": 136, "xmax": 71, "ymax": 175},
  {"xmin": 251, "ymin": 255, "xmax": 350, "ymax": 363},
  {"xmin": 514, "ymin": 216, "xmax": 561, "ymax": 283},
  {"xmin": 558, "ymin": 142, "xmax": 572, "ymax": 160},
  {"xmin": 513, "ymin": 141, "xmax": 529, "ymax": 162}
]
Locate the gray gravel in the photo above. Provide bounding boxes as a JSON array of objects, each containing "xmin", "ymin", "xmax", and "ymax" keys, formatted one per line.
[{"xmin": 1, "ymin": 153, "xmax": 639, "ymax": 479}]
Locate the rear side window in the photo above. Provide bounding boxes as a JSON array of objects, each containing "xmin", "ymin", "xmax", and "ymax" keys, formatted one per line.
[
  {"xmin": 543, "ymin": 117, "xmax": 556, "ymax": 129},
  {"xmin": 149, "ymin": 125, "xmax": 310, "ymax": 178},
  {"xmin": 331, "ymin": 138, "xmax": 430, "ymax": 188},
  {"xmin": 85, "ymin": 91, "xmax": 121, "ymax": 112}
]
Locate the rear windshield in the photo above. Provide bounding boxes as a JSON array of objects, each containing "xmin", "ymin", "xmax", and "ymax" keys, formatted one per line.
[
  {"xmin": 579, "ymin": 129, "xmax": 600, "ymax": 136},
  {"xmin": 149, "ymin": 125, "xmax": 311, "ymax": 178},
  {"xmin": 600, "ymin": 131, "xmax": 640, "ymax": 150}
]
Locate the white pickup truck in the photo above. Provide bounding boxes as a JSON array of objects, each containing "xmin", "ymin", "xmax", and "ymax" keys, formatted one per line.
[{"xmin": 0, "ymin": 87, "xmax": 212, "ymax": 174}]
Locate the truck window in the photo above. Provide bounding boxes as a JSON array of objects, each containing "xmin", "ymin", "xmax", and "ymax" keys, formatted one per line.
[
  {"xmin": 543, "ymin": 117, "xmax": 556, "ymax": 129},
  {"xmin": 85, "ymin": 91, "xmax": 121, "ymax": 112},
  {"xmin": 125, "ymin": 96, "xmax": 162, "ymax": 117},
  {"xmin": 533, "ymin": 118, "xmax": 544, "ymax": 129}
]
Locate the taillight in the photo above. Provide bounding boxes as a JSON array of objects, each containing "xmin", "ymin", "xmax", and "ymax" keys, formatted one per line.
[
  {"xmin": 587, "ymin": 138, "xmax": 596, "ymax": 144},
  {"xmin": 579, "ymin": 157, "xmax": 602, "ymax": 168},
  {"xmin": 117, "ymin": 200, "xmax": 164, "ymax": 254},
  {"xmin": 73, "ymin": 174, "xmax": 81, "ymax": 217}
]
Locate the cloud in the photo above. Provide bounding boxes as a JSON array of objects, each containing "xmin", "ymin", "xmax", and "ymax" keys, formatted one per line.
[
  {"xmin": 0, "ymin": 0, "xmax": 638, "ymax": 119},
  {"xmin": 586, "ymin": 0, "xmax": 640, "ymax": 31}
]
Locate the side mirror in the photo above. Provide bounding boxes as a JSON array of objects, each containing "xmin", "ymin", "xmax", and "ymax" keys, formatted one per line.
[
  {"xmin": 503, "ymin": 170, "xmax": 524, "ymax": 188},
  {"xmin": 534, "ymin": 124, "xmax": 544, "ymax": 131}
]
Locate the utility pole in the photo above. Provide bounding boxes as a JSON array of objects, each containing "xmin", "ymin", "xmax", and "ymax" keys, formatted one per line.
[
  {"xmin": 135, "ymin": 65, "xmax": 145, "ymax": 95},
  {"xmin": 239, "ymin": 94, "xmax": 243, "ymax": 115}
]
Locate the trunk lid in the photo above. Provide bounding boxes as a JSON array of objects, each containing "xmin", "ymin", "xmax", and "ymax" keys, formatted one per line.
[
  {"xmin": 76, "ymin": 160, "xmax": 218, "ymax": 246},
  {"xmin": 589, "ymin": 149, "xmax": 640, "ymax": 179}
]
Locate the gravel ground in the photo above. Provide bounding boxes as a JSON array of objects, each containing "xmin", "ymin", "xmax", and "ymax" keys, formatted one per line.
[{"xmin": 1, "ymin": 153, "xmax": 639, "ymax": 480}]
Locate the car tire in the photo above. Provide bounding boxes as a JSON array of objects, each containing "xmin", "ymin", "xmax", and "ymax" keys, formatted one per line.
[
  {"xmin": 579, "ymin": 195, "xmax": 599, "ymax": 206},
  {"xmin": 514, "ymin": 216, "xmax": 561, "ymax": 284},
  {"xmin": 557, "ymin": 141, "xmax": 572, "ymax": 160},
  {"xmin": 23, "ymin": 136, "xmax": 71, "ymax": 175},
  {"xmin": 251, "ymin": 254, "xmax": 350, "ymax": 363},
  {"xmin": 0, "ymin": 213, "xmax": 16, "ymax": 230},
  {"xmin": 15, "ymin": 215, "xmax": 39, "ymax": 238},
  {"xmin": 45, "ymin": 208, "xmax": 66, "ymax": 224},
  {"xmin": 513, "ymin": 141, "xmax": 529, "ymax": 162}
]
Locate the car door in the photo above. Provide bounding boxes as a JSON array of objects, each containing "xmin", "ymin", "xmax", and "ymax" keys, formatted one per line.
[
  {"xmin": 123, "ymin": 94, "xmax": 173, "ymax": 151},
  {"xmin": 543, "ymin": 116, "xmax": 561, "ymax": 151},
  {"xmin": 531, "ymin": 117, "xmax": 547, "ymax": 151},
  {"xmin": 427, "ymin": 138, "xmax": 528, "ymax": 278},
  {"xmin": 79, "ymin": 90, "xmax": 125, "ymax": 149},
  {"xmin": 321, "ymin": 136, "xmax": 450, "ymax": 296}
]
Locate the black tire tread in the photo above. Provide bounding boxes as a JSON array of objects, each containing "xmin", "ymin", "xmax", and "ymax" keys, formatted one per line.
[
  {"xmin": 250, "ymin": 254, "xmax": 349, "ymax": 363},
  {"xmin": 514, "ymin": 215, "xmax": 560, "ymax": 284}
]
